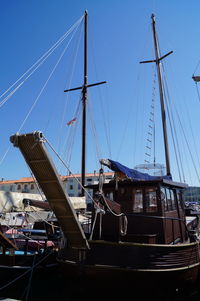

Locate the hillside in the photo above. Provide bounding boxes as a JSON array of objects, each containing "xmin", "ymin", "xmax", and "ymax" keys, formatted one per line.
[{"xmin": 183, "ymin": 186, "xmax": 200, "ymax": 202}]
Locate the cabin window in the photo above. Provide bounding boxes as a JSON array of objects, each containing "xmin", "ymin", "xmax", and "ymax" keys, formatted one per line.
[
  {"xmin": 161, "ymin": 187, "xmax": 177, "ymax": 211},
  {"xmin": 177, "ymin": 189, "xmax": 184, "ymax": 210},
  {"xmin": 104, "ymin": 191, "xmax": 114, "ymax": 202},
  {"xmin": 108, "ymin": 192, "xmax": 114, "ymax": 201},
  {"xmin": 120, "ymin": 187, "xmax": 125, "ymax": 194},
  {"xmin": 166, "ymin": 188, "xmax": 176, "ymax": 211},
  {"xmin": 145, "ymin": 188, "xmax": 157, "ymax": 212},
  {"xmin": 166, "ymin": 188, "xmax": 172, "ymax": 210},
  {"xmin": 171, "ymin": 190, "xmax": 176, "ymax": 210},
  {"xmin": 133, "ymin": 189, "xmax": 143, "ymax": 212},
  {"xmin": 161, "ymin": 187, "xmax": 167, "ymax": 211}
]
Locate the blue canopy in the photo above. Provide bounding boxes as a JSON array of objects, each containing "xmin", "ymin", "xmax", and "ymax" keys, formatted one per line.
[{"xmin": 107, "ymin": 159, "xmax": 172, "ymax": 181}]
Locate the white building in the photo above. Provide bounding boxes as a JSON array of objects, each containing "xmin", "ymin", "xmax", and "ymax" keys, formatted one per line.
[{"xmin": 0, "ymin": 171, "xmax": 114, "ymax": 206}]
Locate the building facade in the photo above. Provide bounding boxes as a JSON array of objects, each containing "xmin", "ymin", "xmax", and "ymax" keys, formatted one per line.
[{"xmin": 0, "ymin": 172, "xmax": 114, "ymax": 205}]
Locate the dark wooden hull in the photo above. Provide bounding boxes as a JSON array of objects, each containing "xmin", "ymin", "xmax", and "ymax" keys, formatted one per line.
[
  {"xmin": 0, "ymin": 251, "xmax": 58, "ymax": 300},
  {"xmin": 58, "ymin": 240, "xmax": 200, "ymax": 297}
]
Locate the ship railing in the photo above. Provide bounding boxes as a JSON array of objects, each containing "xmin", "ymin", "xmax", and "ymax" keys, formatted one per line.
[{"xmin": 125, "ymin": 213, "xmax": 194, "ymax": 244}]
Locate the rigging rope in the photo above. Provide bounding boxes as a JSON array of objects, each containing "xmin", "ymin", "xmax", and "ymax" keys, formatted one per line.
[
  {"xmin": 18, "ymin": 21, "xmax": 81, "ymax": 134},
  {"xmin": 162, "ymin": 69, "xmax": 184, "ymax": 182},
  {"xmin": 161, "ymin": 60, "xmax": 200, "ymax": 184},
  {"xmin": 90, "ymin": 30, "xmax": 112, "ymax": 158},
  {"xmin": 59, "ymin": 95, "xmax": 82, "ymax": 171},
  {"xmin": 144, "ymin": 66, "xmax": 156, "ymax": 167},
  {"xmin": 25, "ymin": 253, "xmax": 36, "ymax": 301},
  {"xmin": 0, "ymin": 15, "xmax": 83, "ymax": 166},
  {"xmin": 156, "ymin": 37, "xmax": 185, "ymax": 182},
  {"xmin": 87, "ymin": 94, "xmax": 102, "ymax": 165},
  {"xmin": 0, "ymin": 251, "xmax": 54, "ymax": 292},
  {"xmin": 57, "ymin": 22, "xmax": 84, "ymax": 163},
  {"xmin": 44, "ymin": 135, "xmax": 101, "ymax": 207},
  {"xmin": 194, "ymin": 82, "xmax": 200, "ymax": 103},
  {"xmin": 0, "ymin": 14, "xmax": 84, "ymax": 109}
]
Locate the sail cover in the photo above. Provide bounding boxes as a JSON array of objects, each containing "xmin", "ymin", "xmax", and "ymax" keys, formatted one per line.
[{"xmin": 101, "ymin": 159, "xmax": 172, "ymax": 181}]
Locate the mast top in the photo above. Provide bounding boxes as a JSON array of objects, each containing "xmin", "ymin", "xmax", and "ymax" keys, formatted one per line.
[{"xmin": 140, "ymin": 14, "xmax": 173, "ymax": 177}]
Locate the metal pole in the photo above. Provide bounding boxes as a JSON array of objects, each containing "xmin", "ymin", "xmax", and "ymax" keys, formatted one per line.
[{"xmin": 151, "ymin": 14, "xmax": 171, "ymax": 176}]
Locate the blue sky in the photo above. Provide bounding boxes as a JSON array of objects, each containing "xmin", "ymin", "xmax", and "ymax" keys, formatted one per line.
[{"xmin": 1, "ymin": 0, "xmax": 200, "ymax": 186}]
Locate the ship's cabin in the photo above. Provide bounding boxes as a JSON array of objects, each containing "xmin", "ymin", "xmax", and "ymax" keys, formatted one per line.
[{"xmin": 89, "ymin": 178, "xmax": 198, "ymax": 244}]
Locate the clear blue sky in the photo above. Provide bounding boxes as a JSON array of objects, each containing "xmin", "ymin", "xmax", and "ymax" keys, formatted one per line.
[{"xmin": 1, "ymin": 0, "xmax": 200, "ymax": 186}]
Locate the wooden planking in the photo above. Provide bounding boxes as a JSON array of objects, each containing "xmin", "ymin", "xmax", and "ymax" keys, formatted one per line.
[{"xmin": 10, "ymin": 132, "xmax": 89, "ymax": 250}]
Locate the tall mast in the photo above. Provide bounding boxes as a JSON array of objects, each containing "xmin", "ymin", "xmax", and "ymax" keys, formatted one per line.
[
  {"xmin": 81, "ymin": 10, "xmax": 88, "ymax": 196},
  {"xmin": 140, "ymin": 14, "xmax": 173, "ymax": 176},
  {"xmin": 64, "ymin": 11, "xmax": 106, "ymax": 196},
  {"xmin": 151, "ymin": 14, "xmax": 171, "ymax": 176}
]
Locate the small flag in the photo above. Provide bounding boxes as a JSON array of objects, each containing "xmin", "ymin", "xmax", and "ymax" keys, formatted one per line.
[
  {"xmin": 192, "ymin": 76, "xmax": 200, "ymax": 82},
  {"xmin": 67, "ymin": 117, "xmax": 77, "ymax": 126}
]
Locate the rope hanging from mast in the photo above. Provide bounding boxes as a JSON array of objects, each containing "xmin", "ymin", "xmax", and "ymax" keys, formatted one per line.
[{"xmin": 192, "ymin": 75, "xmax": 200, "ymax": 103}]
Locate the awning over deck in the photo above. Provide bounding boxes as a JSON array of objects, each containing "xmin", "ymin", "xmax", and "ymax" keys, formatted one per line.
[{"xmin": 100, "ymin": 159, "xmax": 172, "ymax": 181}]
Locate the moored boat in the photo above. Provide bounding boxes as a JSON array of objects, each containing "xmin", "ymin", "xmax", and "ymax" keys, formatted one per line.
[{"xmin": 9, "ymin": 12, "xmax": 200, "ymax": 299}]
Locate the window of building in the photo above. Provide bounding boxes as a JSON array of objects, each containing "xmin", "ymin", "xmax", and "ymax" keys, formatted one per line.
[
  {"xmin": 22, "ymin": 184, "xmax": 29, "ymax": 193},
  {"xmin": 133, "ymin": 189, "xmax": 143, "ymax": 212},
  {"xmin": 17, "ymin": 184, "xmax": 21, "ymax": 190},
  {"xmin": 30, "ymin": 184, "xmax": 34, "ymax": 190},
  {"xmin": 145, "ymin": 188, "xmax": 157, "ymax": 212}
]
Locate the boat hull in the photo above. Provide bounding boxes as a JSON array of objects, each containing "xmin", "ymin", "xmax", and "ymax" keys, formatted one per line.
[
  {"xmin": 58, "ymin": 240, "xmax": 200, "ymax": 296},
  {"xmin": 0, "ymin": 251, "xmax": 58, "ymax": 300}
]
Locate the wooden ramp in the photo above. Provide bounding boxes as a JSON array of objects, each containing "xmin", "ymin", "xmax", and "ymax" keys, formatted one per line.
[
  {"xmin": 10, "ymin": 131, "xmax": 89, "ymax": 250},
  {"xmin": 0, "ymin": 230, "xmax": 18, "ymax": 250}
]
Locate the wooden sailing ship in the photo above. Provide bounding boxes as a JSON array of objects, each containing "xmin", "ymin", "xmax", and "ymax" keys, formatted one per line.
[{"xmin": 9, "ymin": 12, "xmax": 200, "ymax": 298}]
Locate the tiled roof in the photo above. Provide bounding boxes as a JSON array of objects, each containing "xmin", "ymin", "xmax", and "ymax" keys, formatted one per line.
[
  {"xmin": 0, "ymin": 172, "xmax": 114, "ymax": 185},
  {"xmin": 0, "ymin": 177, "xmax": 34, "ymax": 184}
]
